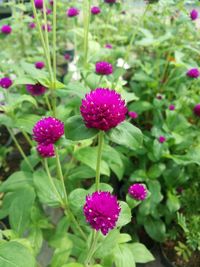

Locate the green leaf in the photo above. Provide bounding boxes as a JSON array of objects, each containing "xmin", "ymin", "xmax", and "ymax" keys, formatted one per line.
[
  {"xmin": 33, "ymin": 170, "xmax": 63, "ymax": 207},
  {"xmin": 0, "ymin": 241, "xmax": 36, "ymax": 267},
  {"xmin": 129, "ymin": 243, "xmax": 154, "ymax": 263},
  {"xmin": 65, "ymin": 115, "xmax": 98, "ymax": 141},
  {"xmin": 74, "ymin": 147, "xmax": 110, "ymax": 176},
  {"xmin": 118, "ymin": 233, "xmax": 132, "ymax": 244},
  {"xmin": 61, "ymin": 264, "xmax": 84, "ymax": 267},
  {"xmin": 14, "ymin": 114, "xmax": 41, "ymax": 134},
  {"xmin": 68, "ymin": 165, "xmax": 95, "ymax": 181},
  {"xmin": 68, "ymin": 188, "xmax": 88, "ymax": 214},
  {"xmin": 148, "ymin": 163, "xmax": 166, "ymax": 179},
  {"xmin": 108, "ymin": 121, "xmax": 143, "ymax": 150},
  {"xmin": 88, "ymin": 183, "xmax": 113, "ymax": 194},
  {"xmin": 0, "ymin": 114, "xmax": 13, "ymax": 127},
  {"xmin": 9, "ymin": 187, "xmax": 35, "ymax": 236},
  {"xmin": 9, "ymin": 94, "xmax": 38, "ymax": 110},
  {"xmin": 166, "ymin": 192, "xmax": 180, "ymax": 213},
  {"xmin": 129, "ymin": 101, "xmax": 153, "ymax": 114},
  {"xmin": 114, "ymin": 244, "xmax": 136, "ymax": 267},
  {"xmin": 65, "ymin": 82, "xmax": 90, "ymax": 98},
  {"xmin": 144, "ymin": 217, "xmax": 166, "ymax": 242},
  {"xmin": 28, "ymin": 228, "xmax": 43, "ymax": 255},
  {"xmin": 117, "ymin": 201, "xmax": 132, "ymax": 227},
  {"xmin": 0, "ymin": 171, "xmax": 33, "ymax": 192}
]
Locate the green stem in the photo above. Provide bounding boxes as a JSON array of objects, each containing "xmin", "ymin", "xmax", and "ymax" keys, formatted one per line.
[
  {"xmin": 95, "ymin": 131, "xmax": 104, "ymax": 191},
  {"xmin": 44, "ymin": 94, "xmax": 53, "ymax": 112},
  {"xmin": 84, "ymin": 231, "xmax": 99, "ymax": 266},
  {"xmin": 44, "ymin": 158, "xmax": 64, "ymax": 206},
  {"xmin": 21, "ymin": 131, "xmax": 33, "ymax": 147},
  {"xmin": 52, "ymin": 0, "xmax": 57, "ymax": 117},
  {"xmin": 83, "ymin": 0, "xmax": 91, "ymax": 66},
  {"xmin": 6, "ymin": 127, "xmax": 34, "ymax": 172}
]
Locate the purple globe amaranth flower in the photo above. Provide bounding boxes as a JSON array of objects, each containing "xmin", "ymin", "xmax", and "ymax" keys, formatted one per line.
[
  {"xmin": 169, "ymin": 104, "xmax": 175, "ymax": 111},
  {"xmin": 105, "ymin": 0, "xmax": 117, "ymax": 3},
  {"xmin": 29, "ymin": 22, "xmax": 36, "ymax": 29},
  {"xmin": 64, "ymin": 53, "xmax": 71, "ymax": 61},
  {"xmin": 26, "ymin": 83, "xmax": 46, "ymax": 96},
  {"xmin": 42, "ymin": 24, "xmax": 52, "ymax": 32},
  {"xmin": 128, "ymin": 111, "xmax": 138, "ymax": 119},
  {"xmin": 67, "ymin": 7, "xmax": 79, "ymax": 17},
  {"xmin": 49, "ymin": 0, "xmax": 53, "ymax": 6},
  {"xmin": 158, "ymin": 136, "xmax": 166, "ymax": 143},
  {"xmin": 83, "ymin": 191, "xmax": 121, "ymax": 235},
  {"xmin": 33, "ymin": 117, "xmax": 64, "ymax": 145},
  {"xmin": 37, "ymin": 143, "xmax": 55, "ymax": 158},
  {"xmin": 128, "ymin": 183, "xmax": 147, "ymax": 201},
  {"xmin": 46, "ymin": 9, "xmax": 52, "ymax": 15},
  {"xmin": 187, "ymin": 68, "xmax": 200, "ymax": 78},
  {"xmin": 190, "ymin": 9, "xmax": 198, "ymax": 20},
  {"xmin": 0, "ymin": 77, "xmax": 13, "ymax": 89},
  {"xmin": 91, "ymin": 6, "xmax": 101, "ymax": 15},
  {"xmin": 1, "ymin": 25, "xmax": 12, "ymax": 34},
  {"xmin": 105, "ymin": 43, "xmax": 113, "ymax": 49},
  {"xmin": 35, "ymin": 61, "xmax": 45, "ymax": 69},
  {"xmin": 34, "ymin": 0, "xmax": 43, "ymax": 9},
  {"xmin": 193, "ymin": 103, "xmax": 200, "ymax": 117},
  {"xmin": 95, "ymin": 61, "xmax": 113, "ymax": 75},
  {"xmin": 80, "ymin": 88, "xmax": 127, "ymax": 131}
]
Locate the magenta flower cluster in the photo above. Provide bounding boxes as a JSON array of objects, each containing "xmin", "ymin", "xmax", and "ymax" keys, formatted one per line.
[
  {"xmin": 26, "ymin": 83, "xmax": 46, "ymax": 96},
  {"xmin": 0, "ymin": 77, "xmax": 13, "ymax": 89},
  {"xmin": 193, "ymin": 104, "xmax": 200, "ymax": 117},
  {"xmin": 1, "ymin": 25, "xmax": 12, "ymax": 34},
  {"xmin": 158, "ymin": 136, "xmax": 166, "ymax": 143},
  {"xmin": 169, "ymin": 105, "xmax": 175, "ymax": 111},
  {"xmin": 67, "ymin": 7, "xmax": 79, "ymax": 17},
  {"xmin": 95, "ymin": 61, "xmax": 113, "ymax": 75},
  {"xmin": 35, "ymin": 61, "xmax": 45, "ymax": 69},
  {"xmin": 80, "ymin": 88, "xmax": 127, "ymax": 131},
  {"xmin": 190, "ymin": 9, "xmax": 198, "ymax": 21},
  {"xmin": 105, "ymin": 43, "xmax": 113, "ymax": 49},
  {"xmin": 91, "ymin": 6, "xmax": 101, "ymax": 15},
  {"xmin": 33, "ymin": 117, "xmax": 64, "ymax": 158},
  {"xmin": 128, "ymin": 111, "xmax": 138, "ymax": 119},
  {"xmin": 34, "ymin": 0, "xmax": 43, "ymax": 9},
  {"xmin": 83, "ymin": 191, "xmax": 121, "ymax": 235},
  {"xmin": 187, "ymin": 68, "xmax": 200, "ymax": 78},
  {"xmin": 128, "ymin": 183, "xmax": 147, "ymax": 201}
]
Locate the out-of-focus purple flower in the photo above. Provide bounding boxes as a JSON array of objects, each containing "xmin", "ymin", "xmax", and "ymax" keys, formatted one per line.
[
  {"xmin": 26, "ymin": 83, "xmax": 46, "ymax": 96},
  {"xmin": 0, "ymin": 77, "xmax": 13, "ymax": 89},
  {"xmin": 33, "ymin": 117, "xmax": 64, "ymax": 145},
  {"xmin": 104, "ymin": 0, "xmax": 116, "ymax": 3},
  {"xmin": 37, "ymin": 143, "xmax": 55, "ymax": 158},
  {"xmin": 128, "ymin": 111, "xmax": 138, "ymax": 119},
  {"xmin": 158, "ymin": 136, "xmax": 166, "ymax": 143},
  {"xmin": 193, "ymin": 103, "xmax": 200, "ymax": 117},
  {"xmin": 105, "ymin": 43, "xmax": 113, "ymax": 49},
  {"xmin": 49, "ymin": 0, "xmax": 53, "ymax": 6},
  {"xmin": 176, "ymin": 187, "xmax": 184, "ymax": 195},
  {"xmin": 35, "ymin": 61, "xmax": 45, "ymax": 69},
  {"xmin": 83, "ymin": 191, "xmax": 121, "ymax": 235},
  {"xmin": 190, "ymin": 9, "xmax": 198, "ymax": 20},
  {"xmin": 80, "ymin": 88, "xmax": 127, "ymax": 131},
  {"xmin": 95, "ymin": 61, "xmax": 113, "ymax": 75},
  {"xmin": 187, "ymin": 68, "xmax": 200, "ymax": 78},
  {"xmin": 156, "ymin": 94, "xmax": 163, "ymax": 100},
  {"xmin": 67, "ymin": 7, "xmax": 79, "ymax": 17},
  {"xmin": 91, "ymin": 6, "xmax": 101, "ymax": 15},
  {"xmin": 169, "ymin": 105, "xmax": 175, "ymax": 111},
  {"xmin": 29, "ymin": 22, "xmax": 36, "ymax": 29},
  {"xmin": 1, "ymin": 25, "xmax": 12, "ymax": 34},
  {"xmin": 34, "ymin": 0, "xmax": 43, "ymax": 9},
  {"xmin": 64, "ymin": 53, "xmax": 71, "ymax": 61},
  {"xmin": 42, "ymin": 24, "xmax": 52, "ymax": 32},
  {"xmin": 46, "ymin": 9, "xmax": 52, "ymax": 15},
  {"xmin": 128, "ymin": 183, "xmax": 147, "ymax": 201}
]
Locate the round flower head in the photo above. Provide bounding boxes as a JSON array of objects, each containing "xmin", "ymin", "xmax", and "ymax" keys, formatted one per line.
[
  {"xmin": 91, "ymin": 6, "xmax": 101, "ymax": 15},
  {"xmin": 169, "ymin": 104, "xmax": 175, "ymax": 111},
  {"xmin": 26, "ymin": 83, "xmax": 46, "ymax": 96},
  {"xmin": 80, "ymin": 88, "xmax": 127, "ymax": 131},
  {"xmin": 105, "ymin": 43, "xmax": 112, "ymax": 49},
  {"xmin": 128, "ymin": 111, "xmax": 138, "ymax": 119},
  {"xmin": 83, "ymin": 191, "xmax": 121, "ymax": 235},
  {"xmin": 95, "ymin": 61, "xmax": 113, "ymax": 75},
  {"xmin": 0, "ymin": 77, "xmax": 13, "ymax": 89},
  {"xmin": 67, "ymin": 7, "xmax": 79, "ymax": 17},
  {"xmin": 34, "ymin": 0, "xmax": 43, "ymax": 9},
  {"xmin": 193, "ymin": 104, "xmax": 200, "ymax": 117},
  {"xmin": 1, "ymin": 25, "xmax": 12, "ymax": 34},
  {"xmin": 64, "ymin": 53, "xmax": 71, "ymax": 61},
  {"xmin": 42, "ymin": 24, "xmax": 52, "ymax": 32},
  {"xmin": 190, "ymin": 9, "xmax": 198, "ymax": 20},
  {"xmin": 187, "ymin": 68, "xmax": 200, "ymax": 78},
  {"xmin": 128, "ymin": 183, "xmax": 147, "ymax": 201},
  {"xmin": 105, "ymin": 0, "xmax": 116, "ymax": 3},
  {"xmin": 46, "ymin": 9, "xmax": 52, "ymax": 15},
  {"xmin": 49, "ymin": 0, "xmax": 53, "ymax": 6},
  {"xmin": 29, "ymin": 22, "xmax": 36, "ymax": 29},
  {"xmin": 35, "ymin": 61, "xmax": 45, "ymax": 69},
  {"xmin": 158, "ymin": 136, "xmax": 166, "ymax": 143},
  {"xmin": 33, "ymin": 117, "xmax": 64, "ymax": 145},
  {"xmin": 37, "ymin": 143, "xmax": 55, "ymax": 158}
]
